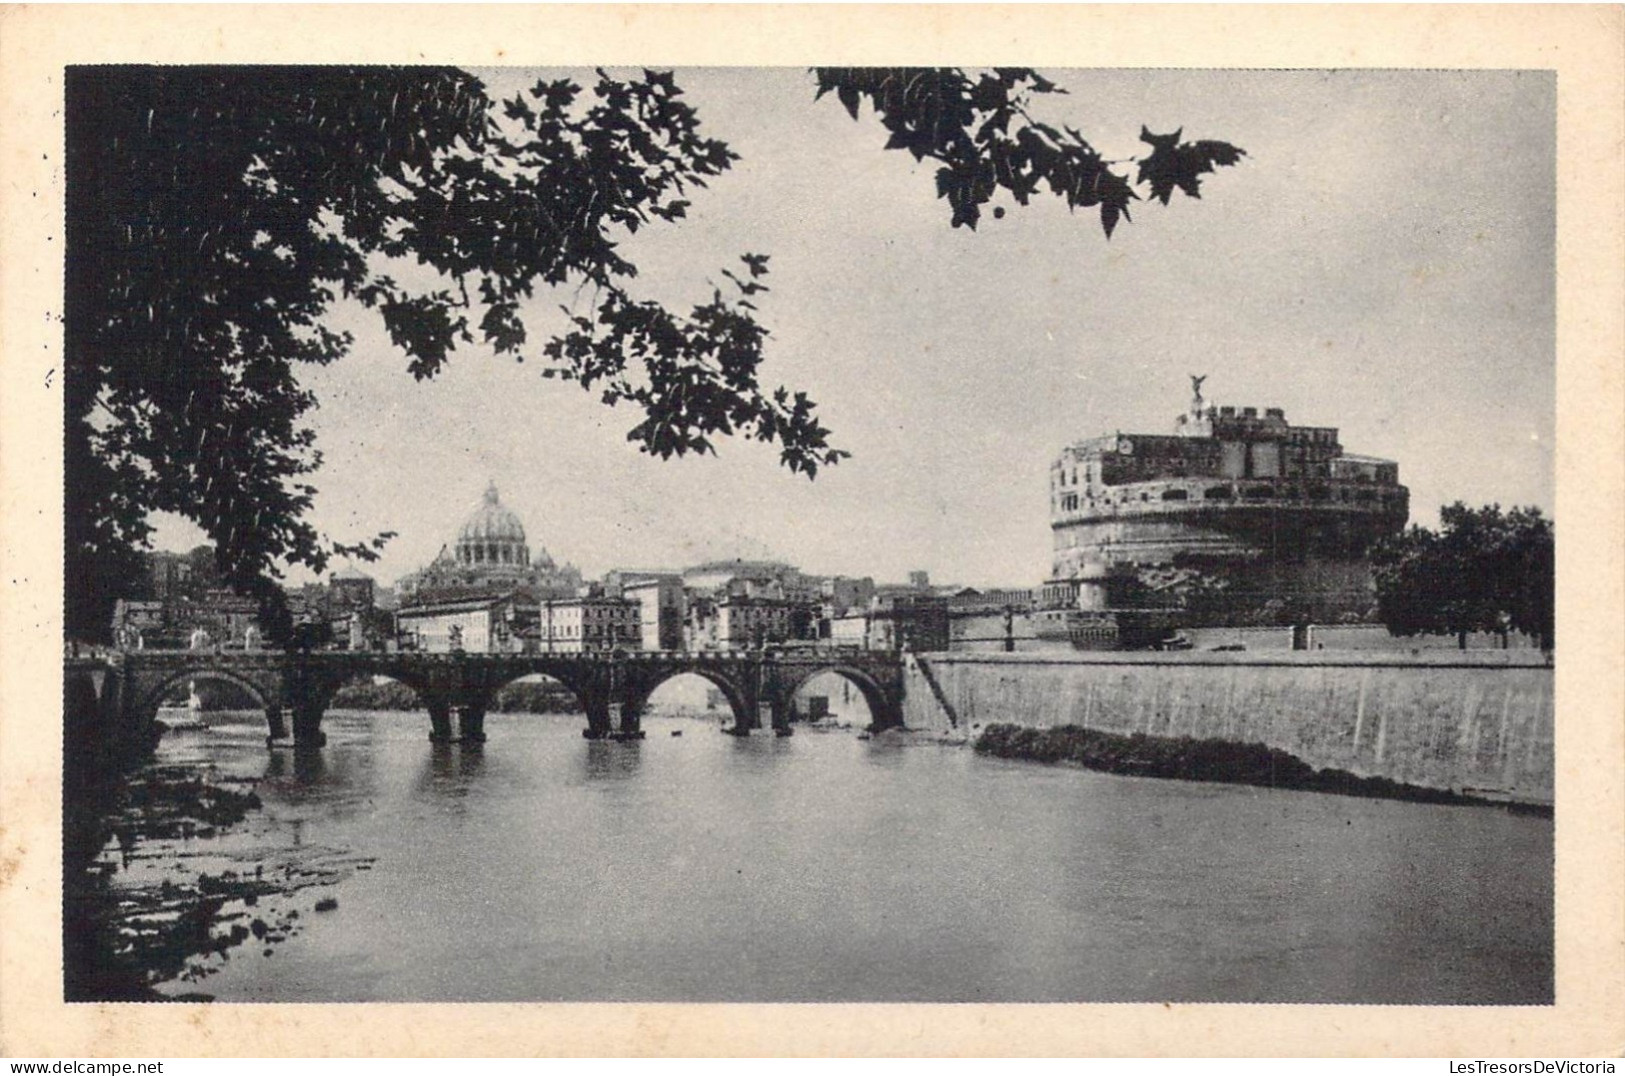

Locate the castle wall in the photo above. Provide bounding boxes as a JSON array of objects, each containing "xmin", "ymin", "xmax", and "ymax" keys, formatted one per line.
[
  {"xmin": 1052, "ymin": 498, "xmax": 1404, "ymax": 622},
  {"xmin": 1050, "ymin": 401, "xmax": 1409, "ymax": 628},
  {"xmin": 903, "ymin": 651, "xmax": 1553, "ymax": 804}
]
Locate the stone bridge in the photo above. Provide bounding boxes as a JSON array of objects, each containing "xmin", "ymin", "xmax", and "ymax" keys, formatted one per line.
[{"xmin": 65, "ymin": 649, "xmax": 907, "ymax": 749}]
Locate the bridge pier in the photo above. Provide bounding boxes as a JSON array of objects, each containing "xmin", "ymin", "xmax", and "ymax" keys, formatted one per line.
[
  {"xmin": 611, "ymin": 699, "xmax": 645, "ymax": 741},
  {"xmin": 583, "ymin": 696, "xmax": 614, "ymax": 740},
  {"xmin": 427, "ymin": 700, "xmax": 454, "ymax": 744},
  {"xmin": 291, "ymin": 699, "xmax": 327, "ymax": 749},
  {"xmin": 865, "ymin": 699, "xmax": 902, "ymax": 733},
  {"xmin": 454, "ymin": 705, "xmax": 487, "ymax": 744},
  {"xmin": 723, "ymin": 701, "xmax": 760, "ymax": 736},
  {"xmin": 265, "ymin": 705, "xmax": 290, "ymax": 746}
]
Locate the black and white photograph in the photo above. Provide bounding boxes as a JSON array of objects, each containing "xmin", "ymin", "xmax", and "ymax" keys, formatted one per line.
[{"xmin": 4, "ymin": 3, "xmax": 1623, "ymax": 1059}]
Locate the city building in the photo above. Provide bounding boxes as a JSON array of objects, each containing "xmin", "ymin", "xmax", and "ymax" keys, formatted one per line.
[
  {"xmin": 395, "ymin": 482, "xmax": 581, "ymax": 605},
  {"xmin": 821, "ymin": 576, "xmax": 876, "ymax": 620},
  {"xmin": 1048, "ymin": 380, "xmax": 1409, "ymax": 625},
  {"xmin": 683, "ymin": 593, "xmax": 721, "ymax": 651},
  {"xmin": 682, "ymin": 559, "xmax": 822, "ymax": 603},
  {"xmin": 540, "ymin": 596, "xmax": 641, "ymax": 652},
  {"xmin": 146, "ymin": 547, "xmax": 217, "ymax": 602},
  {"xmin": 866, "ymin": 592, "xmax": 951, "ymax": 651},
  {"xmin": 603, "ymin": 567, "xmax": 679, "ymax": 594},
  {"xmin": 394, "ymin": 591, "xmax": 532, "ymax": 653},
  {"xmin": 329, "ymin": 564, "xmax": 376, "ymax": 612},
  {"xmin": 828, "ymin": 612, "xmax": 869, "ymax": 648},
  {"xmin": 823, "ymin": 573, "xmax": 956, "ymax": 651},
  {"xmin": 621, "ymin": 575, "xmax": 686, "ymax": 652},
  {"xmin": 180, "ymin": 589, "xmax": 263, "ymax": 650},
  {"xmin": 110, "ymin": 600, "xmax": 166, "ymax": 649},
  {"xmin": 683, "ymin": 593, "xmax": 817, "ymax": 650},
  {"xmin": 129, "ymin": 546, "xmax": 253, "ymax": 647},
  {"xmin": 715, "ymin": 596, "xmax": 816, "ymax": 650},
  {"xmin": 947, "ymin": 587, "xmax": 1037, "ymax": 616}
]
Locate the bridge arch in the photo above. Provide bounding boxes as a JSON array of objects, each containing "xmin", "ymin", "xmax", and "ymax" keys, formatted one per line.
[
  {"xmin": 628, "ymin": 666, "xmax": 754, "ymax": 732},
  {"xmin": 136, "ymin": 667, "xmax": 275, "ymax": 726},
  {"xmin": 777, "ymin": 664, "xmax": 900, "ymax": 731},
  {"xmin": 475, "ymin": 663, "xmax": 594, "ymax": 712},
  {"xmin": 313, "ymin": 667, "xmax": 438, "ymax": 714},
  {"xmin": 472, "ymin": 666, "xmax": 597, "ymax": 723},
  {"xmin": 327, "ymin": 655, "xmax": 527, "ymax": 745}
]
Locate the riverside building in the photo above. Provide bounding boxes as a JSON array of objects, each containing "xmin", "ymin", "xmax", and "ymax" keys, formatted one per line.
[{"xmin": 1048, "ymin": 380, "xmax": 1409, "ymax": 625}]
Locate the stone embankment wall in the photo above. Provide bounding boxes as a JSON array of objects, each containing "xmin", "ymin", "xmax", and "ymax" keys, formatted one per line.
[{"xmin": 904, "ymin": 651, "xmax": 1553, "ymax": 804}]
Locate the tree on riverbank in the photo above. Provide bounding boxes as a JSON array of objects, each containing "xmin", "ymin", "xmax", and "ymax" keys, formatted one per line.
[
  {"xmin": 66, "ymin": 66, "xmax": 1243, "ymax": 642},
  {"xmin": 1371, "ymin": 503, "xmax": 1554, "ymax": 650}
]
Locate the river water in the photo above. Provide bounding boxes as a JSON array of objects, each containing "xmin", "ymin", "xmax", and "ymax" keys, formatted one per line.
[{"xmin": 135, "ymin": 708, "xmax": 1551, "ymax": 1004}]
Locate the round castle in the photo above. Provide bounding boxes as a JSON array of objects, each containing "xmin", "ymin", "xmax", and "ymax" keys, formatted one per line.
[{"xmin": 1048, "ymin": 380, "xmax": 1409, "ymax": 623}]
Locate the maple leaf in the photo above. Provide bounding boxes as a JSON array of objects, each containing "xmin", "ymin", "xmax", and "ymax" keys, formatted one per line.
[{"xmin": 1137, "ymin": 127, "xmax": 1247, "ymax": 205}]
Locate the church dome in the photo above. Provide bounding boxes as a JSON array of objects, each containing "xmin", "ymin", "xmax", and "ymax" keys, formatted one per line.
[
  {"xmin": 459, "ymin": 483, "xmax": 526, "ymax": 543},
  {"xmin": 454, "ymin": 482, "xmax": 530, "ymax": 568}
]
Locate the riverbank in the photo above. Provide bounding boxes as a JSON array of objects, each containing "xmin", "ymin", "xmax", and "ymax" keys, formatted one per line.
[
  {"xmin": 906, "ymin": 651, "xmax": 1553, "ymax": 805},
  {"xmin": 65, "ymin": 763, "xmax": 261, "ymax": 999},
  {"xmin": 64, "ymin": 746, "xmax": 369, "ymax": 1001},
  {"xmin": 972, "ymin": 723, "xmax": 1550, "ymax": 814}
]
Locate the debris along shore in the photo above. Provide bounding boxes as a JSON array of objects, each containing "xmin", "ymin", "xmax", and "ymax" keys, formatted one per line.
[
  {"xmin": 972, "ymin": 723, "xmax": 1548, "ymax": 813},
  {"xmin": 64, "ymin": 761, "xmax": 371, "ymax": 1001}
]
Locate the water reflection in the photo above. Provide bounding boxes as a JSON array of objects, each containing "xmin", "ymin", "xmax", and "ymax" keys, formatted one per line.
[
  {"xmin": 725, "ymin": 730, "xmax": 795, "ymax": 760},
  {"xmin": 582, "ymin": 740, "xmax": 644, "ymax": 781},
  {"xmin": 413, "ymin": 744, "xmax": 488, "ymax": 813},
  {"xmin": 259, "ymin": 730, "xmax": 377, "ymax": 822},
  {"xmin": 262, "ymin": 746, "xmax": 326, "ymax": 784},
  {"xmin": 293, "ymin": 747, "xmax": 326, "ymax": 783},
  {"xmin": 433, "ymin": 743, "xmax": 486, "ymax": 783},
  {"xmin": 858, "ymin": 737, "xmax": 909, "ymax": 768}
]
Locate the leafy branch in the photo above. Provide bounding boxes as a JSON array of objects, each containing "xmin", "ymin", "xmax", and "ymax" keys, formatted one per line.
[{"xmin": 814, "ymin": 67, "xmax": 1245, "ymax": 237}]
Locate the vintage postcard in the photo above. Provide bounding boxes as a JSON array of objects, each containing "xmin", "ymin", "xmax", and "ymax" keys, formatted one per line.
[{"xmin": 1, "ymin": 3, "xmax": 1621, "ymax": 1058}]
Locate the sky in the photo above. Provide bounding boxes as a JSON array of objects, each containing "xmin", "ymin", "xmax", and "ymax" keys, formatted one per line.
[{"xmin": 149, "ymin": 68, "xmax": 1557, "ymax": 590}]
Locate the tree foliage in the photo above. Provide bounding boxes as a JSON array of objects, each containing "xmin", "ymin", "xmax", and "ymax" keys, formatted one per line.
[
  {"xmin": 1371, "ymin": 503, "xmax": 1554, "ymax": 650},
  {"xmin": 814, "ymin": 68, "xmax": 1244, "ymax": 236},
  {"xmin": 65, "ymin": 66, "xmax": 1244, "ymax": 644},
  {"xmin": 66, "ymin": 66, "xmax": 830, "ymax": 641}
]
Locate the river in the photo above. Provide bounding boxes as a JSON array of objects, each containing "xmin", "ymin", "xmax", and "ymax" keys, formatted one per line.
[{"xmin": 121, "ymin": 707, "xmax": 1550, "ymax": 1004}]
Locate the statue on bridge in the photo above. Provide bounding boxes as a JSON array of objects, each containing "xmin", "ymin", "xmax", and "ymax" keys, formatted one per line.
[{"xmin": 115, "ymin": 623, "xmax": 143, "ymax": 651}]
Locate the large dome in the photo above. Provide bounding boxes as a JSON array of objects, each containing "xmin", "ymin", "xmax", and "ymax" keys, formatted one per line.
[
  {"xmin": 454, "ymin": 482, "xmax": 530, "ymax": 568},
  {"xmin": 458, "ymin": 482, "xmax": 526, "ymax": 543}
]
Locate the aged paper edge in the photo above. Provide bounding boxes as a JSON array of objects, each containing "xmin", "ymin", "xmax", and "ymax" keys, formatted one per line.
[{"xmin": 1, "ymin": 3, "xmax": 1620, "ymax": 1059}]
